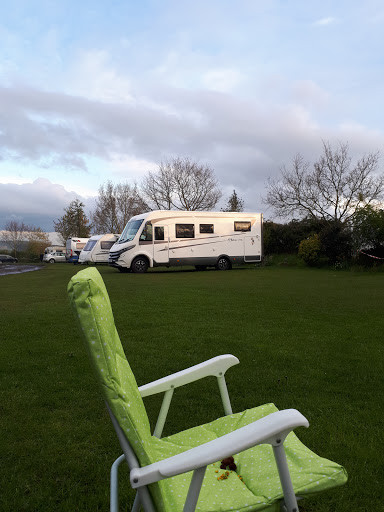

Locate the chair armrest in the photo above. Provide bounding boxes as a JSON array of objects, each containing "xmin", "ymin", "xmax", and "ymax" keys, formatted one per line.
[
  {"xmin": 130, "ymin": 409, "xmax": 309, "ymax": 488},
  {"xmin": 138, "ymin": 354, "xmax": 239, "ymax": 398}
]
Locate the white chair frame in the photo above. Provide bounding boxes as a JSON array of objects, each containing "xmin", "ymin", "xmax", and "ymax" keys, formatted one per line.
[{"xmin": 108, "ymin": 355, "xmax": 307, "ymax": 512}]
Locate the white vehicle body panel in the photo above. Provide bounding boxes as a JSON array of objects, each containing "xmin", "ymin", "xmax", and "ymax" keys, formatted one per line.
[
  {"xmin": 44, "ymin": 245, "xmax": 65, "ymax": 254},
  {"xmin": 109, "ymin": 210, "xmax": 263, "ymax": 271},
  {"xmin": 66, "ymin": 237, "xmax": 89, "ymax": 259},
  {"xmin": 79, "ymin": 234, "xmax": 120, "ymax": 264}
]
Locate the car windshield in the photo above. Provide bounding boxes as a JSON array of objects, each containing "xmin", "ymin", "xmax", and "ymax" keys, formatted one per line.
[
  {"xmin": 83, "ymin": 240, "xmax": 97, "ymax": 251},
  {"xmin": 119, "ymin": 219, "xmax": 144, "ymax": 243}
]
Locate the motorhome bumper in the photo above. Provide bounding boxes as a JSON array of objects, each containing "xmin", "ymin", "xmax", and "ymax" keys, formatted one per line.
[{"xmin": 109, "ymin": 245, "xmax": 135, "ymax": 266}]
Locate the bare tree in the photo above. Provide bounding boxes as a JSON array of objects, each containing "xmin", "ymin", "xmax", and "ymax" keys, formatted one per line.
[
  {"xmin": 265, "ymin": 141, "xmax": 384, "ymax": 223},
  {"xmin": 2, "ymin": 221, "xmax": 29, "ymax": 257},
  {"xmin": 141, "ymin": 157, "xmax": 222, "ymax": 211},
  {"xmin": 91, "ymin": 181, "xmax": 148, "ymax": 234},
  {"xmin": 26, "ymin": 228, "xmax": 50, "ymax": 258}
]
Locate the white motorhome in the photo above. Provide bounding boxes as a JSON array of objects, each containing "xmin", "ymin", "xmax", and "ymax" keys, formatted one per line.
[
  {"xmin": 79, "ymin": 234, "xmax": 120, "ymax": 264},
  {"xmin": 109, "ymin": 210, "xmax": 263, "ymax": 273},
  {"xmin": 66, "ymin": 237, "xmax": 89, "ymax": 260}
]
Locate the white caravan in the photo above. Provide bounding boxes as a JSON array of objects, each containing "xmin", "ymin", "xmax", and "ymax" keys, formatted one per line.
[
  {"xmin": 44, "ymin": 245, "xmax": 65, "ymax": 254},
  {"xmin": 66, "ymin": 237, "xmax": 89, "ymax": 260},
  {"xmin": 79, "ymin": 234, "xmax": 120, "ymax": 264},
  {"xmin": 109, "ymin": 210, "xmax": 263, "ymax": 273}
]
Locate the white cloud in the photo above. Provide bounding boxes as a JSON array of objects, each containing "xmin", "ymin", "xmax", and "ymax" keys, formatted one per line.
[
  {"xmin": 67, "ymin": 50, "xmax": 134, "ymax": 104},
  {"xmin": 0, "ymin": 178, "xmax": 79, "ymax": 215},
  {"xmin": 313, "ymin": 17, "xmax": 337, "ymax": 26},
  {"xmin": 0, "ymin": 177, "xmax": 94, "ymax": 230},
  {"xmin": 202, "ymin": 68, "xmax": 244, "ymax": 93},
  {"xmin": 291, "ymin": 80, "xmax": 330, "ymax": 108}
]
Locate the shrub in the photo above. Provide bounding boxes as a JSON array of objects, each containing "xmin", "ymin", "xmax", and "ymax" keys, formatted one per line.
[
  {"xmin": 298, "ymin": 234, "xmax": 321, "ymax": 266},
  {"xmin": 263, "ymin": 218, "xmax": 316, "ymax": 255}
]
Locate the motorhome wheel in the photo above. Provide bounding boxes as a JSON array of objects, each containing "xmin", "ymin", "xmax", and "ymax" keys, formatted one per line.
[
  {"xmin": 216, "ymin": 257, "xmax": 231, "ymax": 271},
  {"xmin": 131, "ymin": 257, "xmax": 149, "ymax": 273}
]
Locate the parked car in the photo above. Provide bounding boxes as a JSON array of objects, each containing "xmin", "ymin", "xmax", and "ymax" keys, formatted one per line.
[
  {"xmin": 0, "ymin": 254, "xmax": 18, "ymax": 263},
  {"xmin": 43, "ymin": 251, "xmax": 66, "ymax": 263}
]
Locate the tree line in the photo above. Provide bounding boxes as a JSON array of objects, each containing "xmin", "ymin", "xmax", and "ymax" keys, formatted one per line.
[
  {"xmin": 264, "ymin": 141, "xmax": 384, "ymax": 266},
  {"xmin": 3, "ymin": 142, "xmax": 384, "ymax": 264},
  {"xmin": 1, "ymin": 221, "xmax": 51, "ymax": 258},
  {"xmin": 53, "ymin": 156, "xmax": 244, "ymax": 242}
]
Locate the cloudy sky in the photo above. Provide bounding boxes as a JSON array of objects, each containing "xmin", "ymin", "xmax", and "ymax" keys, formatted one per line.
[{"xmin": 1, "ymin": 0, "xmax": 383, "ymax": 230}]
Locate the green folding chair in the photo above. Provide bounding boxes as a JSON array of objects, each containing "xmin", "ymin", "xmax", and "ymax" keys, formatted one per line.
[{"xmin": 67, "ymin": 268, "xmax": 347, "ymax": 512}]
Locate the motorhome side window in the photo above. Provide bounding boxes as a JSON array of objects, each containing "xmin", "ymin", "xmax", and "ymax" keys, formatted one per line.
[
  {"xmin": 154, "ymin": 226, "xmax": 164, "ymax": 240},
  {"xmin": 234, "ymin": 221, "xmax": 251, "ymax": 232},
  {"xmin": 100, "ymin": 241, "xmax": 115, "ymax": 250},
  {"xmin": 175, "ymin": 224, "xmax": 195, "ymax": 238},
  {"xmin": 140, "ymin": 222, "xmax": 153, "ymax": 241},
  {"xmin": 200, "ymin": 224, "xmax": 214, "ymax": 234}
]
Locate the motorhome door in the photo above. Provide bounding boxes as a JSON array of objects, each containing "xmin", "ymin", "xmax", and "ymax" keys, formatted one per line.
[
  {"xmin": 153, "ymin": 225, "xmax": 169, "ymax": 264},
  {"xmin": 244, "ymin": 234, "xmax": 259, "ymax": 262}
]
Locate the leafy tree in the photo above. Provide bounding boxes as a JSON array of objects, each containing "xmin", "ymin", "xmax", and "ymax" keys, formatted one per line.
[
  {"xmin": 141, "ymin": 157, "xmax": 222, "ymax": 211},
  {"xmin": 266, "ymin": 141, "xmax": 384, "ymax": 223},
  {"xmin": 221, "ymin": 190, "xmax": 244, "ymax": 212},
  {"xmin": 317, "ymin": 220, "xmax": 353, "ymax": 264},
  {"xmin": 263, "ymin": 218, "xmax": 316, "ymax": 255},
  {"xmin": 91, "ymin": 181, "xmax": 148, "ymax": 234},
  {"xmin": 54, "ymin": 199, "xmax": 91, "ymax": 242},
  {"xmin": 2, "ymin": 220, "xmax": 29, "ymax": 257},
  {"xmin": 265, "ymin": 217, "xmax": 353, "ymax": 263},
  {"xmin": 352, "ymin": 205, "xmax": 384, "ymax": 252}
]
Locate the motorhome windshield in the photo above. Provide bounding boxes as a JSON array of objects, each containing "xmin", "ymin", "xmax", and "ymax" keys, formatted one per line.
[
  {"xmin": 83, "ymin": 240, "xmax": 97, "ymax": 251},
  {"xmin": 119, "ymin": 219, "xmax": 144, "ymax": 243}
]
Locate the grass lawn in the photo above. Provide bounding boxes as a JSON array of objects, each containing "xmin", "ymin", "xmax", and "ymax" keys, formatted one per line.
[{"xmin": 1, "ymin": 263, "xmax": 383, "ymax": 511}]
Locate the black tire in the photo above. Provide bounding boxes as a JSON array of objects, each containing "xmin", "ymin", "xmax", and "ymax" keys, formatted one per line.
[
  {"xmin": 195, "ymin": 265, "xmax": 207, "ymax": 271},
  {"xmin": 49, "ymin": 259, "xmax": 55, "ymax": 264},
  {"xmin": 131, "ymin": 257, "xmax": 149, "ymax": 274},
  {"xmin": 216, "ymin": 256, "xmax": 231, "ymax": 271}
]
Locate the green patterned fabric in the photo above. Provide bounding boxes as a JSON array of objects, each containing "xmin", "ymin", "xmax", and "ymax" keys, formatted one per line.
[{"xmin": 68, "ymin": 268, "xmax": 347, "ymax": 512}]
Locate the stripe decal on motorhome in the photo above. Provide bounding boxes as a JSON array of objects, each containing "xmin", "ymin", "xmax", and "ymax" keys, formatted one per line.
[{"xmin": 156, "ymin": 233, "xmax": 259, "ymax": 252}]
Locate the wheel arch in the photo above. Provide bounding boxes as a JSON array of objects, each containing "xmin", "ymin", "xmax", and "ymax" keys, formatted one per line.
[{"xmin": 131, "ymin": 253, "xmax": 152, "ymax": 268}]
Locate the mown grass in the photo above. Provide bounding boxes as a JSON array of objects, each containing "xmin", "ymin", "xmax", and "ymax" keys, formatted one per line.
[{"xmin": 1, "ymin": 263, "xmax": 383, "ymax": 511}]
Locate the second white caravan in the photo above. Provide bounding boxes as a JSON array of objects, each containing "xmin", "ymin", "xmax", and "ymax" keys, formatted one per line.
[
  {"xmin": 109, "ymin": 210, "xmax": 263, "ymax": 273},
  {"xmin": 79, "ymin": 234, "xmax": 120, "ymax": 264}
]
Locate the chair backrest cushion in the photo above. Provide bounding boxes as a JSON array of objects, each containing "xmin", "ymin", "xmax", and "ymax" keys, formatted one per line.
[{"xmin": 67, "ymin": 268, "xmax": 152, "ymax": 465}]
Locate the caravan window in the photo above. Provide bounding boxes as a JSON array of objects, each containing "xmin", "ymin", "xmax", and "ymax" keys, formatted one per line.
[
  {"xmin": 234, "ymin": 221, "xmax": 251, "ymax": 232},
  {"xmin": 83, "ymin": 240, "xmax": 97, "ymax": 251},
  {"xmin": 176, "ymin": 224, "xmax": 195, "ymax": 238},
  {"xmin": 76, "ymin": 242, "xmax": 86, "ymax": 250},
  {"xmin": 155, "ymin": 227, "xmax": 165, "ymax": 241},
  {"xmin": 140, "ymin": 222, "xmax": 153, "ymax": 241},
  {"xmin": 200, "ymin": 224, "xmax": 214, "ymax": 234},
  {"xmin": 100, "ymin": 241, "xmax": 115, "ymax": 250}
]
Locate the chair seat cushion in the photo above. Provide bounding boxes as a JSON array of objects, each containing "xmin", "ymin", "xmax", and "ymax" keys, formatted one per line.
[{"xmin": 149, "ymin": 403, "xmax": 347, "ymax": 512}]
